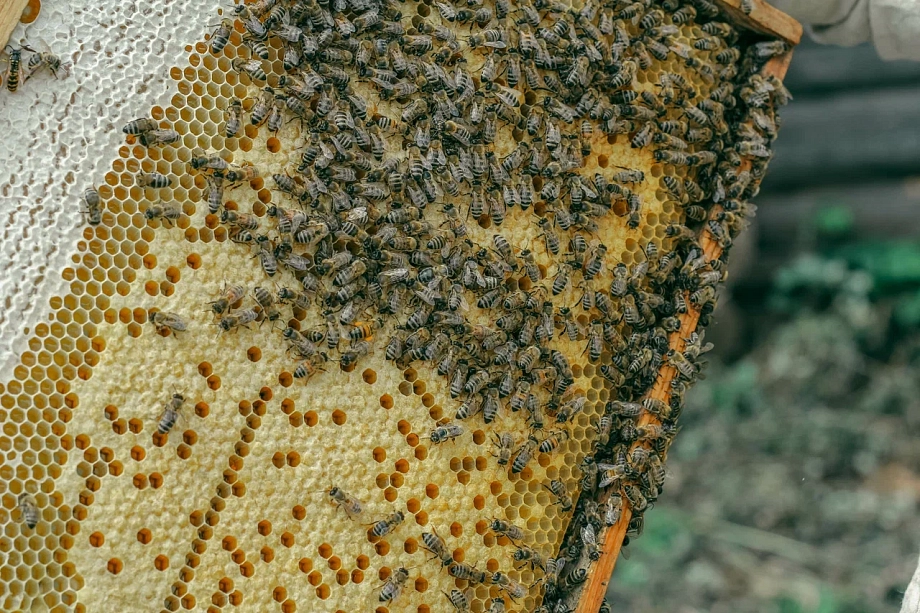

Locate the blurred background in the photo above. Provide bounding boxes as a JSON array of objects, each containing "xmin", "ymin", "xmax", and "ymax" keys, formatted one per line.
[{"xmin": 607, "ymin": 39, "xmax": 920, "ymax": 613}]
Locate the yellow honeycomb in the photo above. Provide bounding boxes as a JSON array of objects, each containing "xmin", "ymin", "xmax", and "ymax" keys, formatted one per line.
[{"xmin": 0, "ymin": 0, "xmax": 788, "ymax": 611}]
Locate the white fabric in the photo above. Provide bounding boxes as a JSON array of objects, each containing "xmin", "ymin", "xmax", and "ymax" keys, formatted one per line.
[
  {"xmin": 770, "ymin": 0, "xmax": 920, "ymax": 60},
  {"xmin": 901, "ymin": 551, "xmax": 920, "ymax": 613}
]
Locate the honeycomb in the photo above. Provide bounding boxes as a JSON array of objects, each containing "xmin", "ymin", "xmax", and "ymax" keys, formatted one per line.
[{"xmin": 0, "ymin": 0, "xmax": 788, "ymax": 611}]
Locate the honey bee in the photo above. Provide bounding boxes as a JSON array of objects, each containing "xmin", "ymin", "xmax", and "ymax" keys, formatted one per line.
[
  {"xmin": 429, "ymin": 422, "xmax": 464, "ymax": 444},
  {"xmin": 630, "ymin": 122, "xmax": 654, "ymax": 149},
  {"xmin": 379, "ymin": 567, "xmax": 410, "ymax": 603},
  {"xmin": 122, "ymin": 117, "xmax": 159, "ymax": 134},
  {"xmin": 623, "ymin": 484, "xmax": 648, "ymax": 512},
  {"xmin": 672, "ymin": 5, "xmax": 697, "ymax": 23},
  {"xmin": 190, "ymin": 149, "xmax": 229, "ymax": 172},
  {"xmin": 204, "ymin": 175, "xmax": 224, "ymax": 214},
  {"xmin": 752, "ymin": 39, "xmax": 788, "ymax": 59},
  {"xmin": 22, "ymin": 44, "xmax": 69, "ymax": 82},
  {"xmin": 144, "ymin": 202, "xmax": 182, "ymax": 226},
  {"xmin": 293, "ymin": 354, "xmax": 326, "ymax": 381},
  {"xmin": 490, "ymin": 519, "xmax": 524, "ymax": 542},
  {"xmin": 513, "ymin": 545, "xmax": 546, "ymax": 572},
  {"xmin": 220, "ymin": 209, "xmax": 260, "ymax": 232},
  {"xmin": 446, "ymin": 559, "xmax": 487, "ymax": 583},
  {"xmin": 210, "ymin": 283, "xmax": 245, "ymax": 315},
  {"xmin": 583, "ymin": 243, "xmax": 607, "ymax": 280},
  {"xmin": 137, "ymin": 128, "xmax": 180, "ymax": 147},
  {"xmin": 232, "ymin": 57, "xmax": 267, "ymax": 81},
  {"xmin": 82, "ymin": 186, "xmax": 102, "ymax": 225},
  {"xmin": 422, "ymin": 529, "xmax": 454, "ymax": 566},
  {"xmin": 538, "ymin": 429, "xmax": 570, "ymax": 454},
  {"xmin": 604, "ymin": 494, "xmax": 623, "ymax": 526},
  {"xmin": 256, "ymin": 235, "xmax": 277, "ymax": 277},
  {"xmin": 157, "ymin": 392, "xmax": 185, "ymax": 434},
  {"xmin": 492, "ymin": 432, "xmax": 514, "ymax": 466},
  {"xmin": 246, "ymin": 36, "xmax": 270, "ymax": 61},
  {"xmin": 492, "ymin": 572, "xmax": 527, "ymax": 600},
  {"xmin": 555, "ymin": 395, "xmax": 586, "ymax": 423},
  {"xmin": 218, "ymin": 308, "xmax": 258, "ymax": 332},
  {"xmin": 17, "ymin": 493, "xmax": 38, "ymax": 529},
  {"xmin": 148, "ymin": 311, "xmax": 187, "ymax": 336},
  {"xmin": 225, "ymin": 99, "xmax": 243, "ymax": 138},
  {"xmin": 537, "ymin": 218, "xmax": 561, "ymax": 255},
  {"xmin": 369, "ymin": 511, "xmax": 405, "ymax": 538},
  {"xmin": 581, "ymin": 522, "xmax": 602, "ymax": 560},
  {"xmin": 561, "ymin": 566, "xmax": 588, "ymax": 590},
  {"xmin": 209, "ymin": 19, "xmax": 234, "ymax": 55},
  {"xmin": 445, "ymin": 589, "xmax": 471, "ymax": 611},
  {"xmin": 135, "ymin": 172, "xmax": 172, "ymax": 188},
  {"xmin": 252, "ymin": 287, "xmax": 280, "ymax": 322},
  {"xmin": 250, "ymin": 86, "xmax": 275, "ymax": 126}
]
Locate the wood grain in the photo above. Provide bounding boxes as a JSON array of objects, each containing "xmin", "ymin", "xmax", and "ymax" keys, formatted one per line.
[
  {"xmin": 572, "ymin": 17, "xmax": 799, "ymax": 613},
  {"xmin": 715, "ymin": 0, "xmax": 803, "ymax": 44},
  {"xmin": 0, "ymin": 0, "xmax": 28, "ymax": 50}
]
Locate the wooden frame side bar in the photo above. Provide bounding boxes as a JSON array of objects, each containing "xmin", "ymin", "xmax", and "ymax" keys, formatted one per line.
[
  {"xmin": 572, "ymin": 43, "xmax": 797, "ymax": 613},
  {"xmin": 0, "ymin": 0, "xmax": 29, "ymax": 50}
]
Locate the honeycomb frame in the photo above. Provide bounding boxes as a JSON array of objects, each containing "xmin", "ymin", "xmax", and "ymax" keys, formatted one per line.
[{"xmin": 0, "ymin": 0, "xmax": 799, "ymax": 611}]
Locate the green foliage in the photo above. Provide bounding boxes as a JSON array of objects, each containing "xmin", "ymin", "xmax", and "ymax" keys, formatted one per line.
[
  {"xmin": 834, "ymin": 241, "xmax": 920, "ymax": 293},
  {"xmin": 609, "ymin": 246, "xmax": 920, "ymax": 613}
]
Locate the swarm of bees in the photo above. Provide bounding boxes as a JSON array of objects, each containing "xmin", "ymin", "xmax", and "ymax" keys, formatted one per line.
[{"xmin": 66, "ymin": 0, "xmax": 789, "ymax": 607}]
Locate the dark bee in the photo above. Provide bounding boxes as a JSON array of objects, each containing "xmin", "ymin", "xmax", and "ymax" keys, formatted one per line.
[
  {"xmin": 157, "ymin": 392, "xmax": 185, "ymax": 434},
  {"xmin": 672, "ymin": 5, "xmax": 697, "ymax": 23},
  {"xmin": 138, "ymin": 128, "xmax": 179, "ymax": 147},
  {"xmin": 545, "ymin": 480, "xmax": 573, "ymax": 512},
  {"xmin": 149, "ymin": 311, "xmax": 187, "ymax": 336},
  {"xmin": 144, "ymin": 203, "xmax": 182, "ymax": 226},
  {"xmin": 4, "ymin": 45, "xmax": 22, "ymax": 92},
  {"xmin": 448, "ymin": 562, "xmax": 487, "ymax": 584},
  {"xmin": 445, "ymin": 589, "xmax": 471, "ymax": 611},
  {"xmin": 326, "ymin": 486, "xmax": 363, "ymax": 519},
  {"xmin": 293, "ymin": 355, "xmax": 326, "ymax": 381},
  {"xmin": 429, "ymin": 422, "xmax": 464, "ymax": 444},
  {"xmin": 421, "ymin": 528, "xmax": 454, "ymax": 566},
  {"xmin": 379, "ymin": 567, "xmax": 409, "ymax": 603},
  {"xmin": 511, "ymin": 436, "xmax": 537, "ymax": 474},
  {"xmin": 256, "ymin": 235, "xmax": 277, "ymax": 277},
  {"xmin": 82, "ymin": 187, "xmax": 102, "ymax": 225},
  {"xmin": 123, "ymin": 117, "xmax": 159, "ymax": 134},
  {"xmin": 224, "ymin": 98, "xmax": 243, "ymax": 138},
  {"xmin": 492, "ymin": 572, "xmax": 527, "ymax": 600},
  {"xmin": 232, "ymin": 58, "xmax": 266, "ymax": 81},
  {"xmin": 369, "ymin": 510, "xmax": 405, "ymax": 538},
  {"xmin": 135, "ymin": 172, "xmax": 172, "ymax": 188},
  {"xmin": 17, "ymin": 493, "xmax": 38, "ymax": 529}
]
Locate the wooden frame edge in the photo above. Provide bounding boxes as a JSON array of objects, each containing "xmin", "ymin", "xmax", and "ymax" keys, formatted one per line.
[
  {"xmin": 714, "ymin": 0, "xmax": 803, "ymax": 45},
  {"xmin": 0, "ymin": 0, "xmax": 29, "ymax": 50},
  {"xmin": 572, "ymin": 8, "xmax": 799, "ymax": 613}
]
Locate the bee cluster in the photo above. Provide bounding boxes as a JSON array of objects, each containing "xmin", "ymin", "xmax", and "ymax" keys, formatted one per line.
[{"xmin": 63, "ymin": 0, "xmax": 788, "ymax": 608}]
